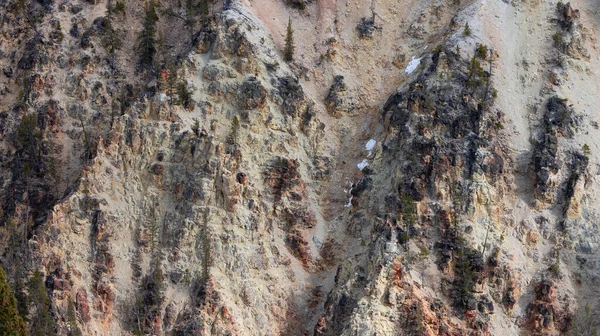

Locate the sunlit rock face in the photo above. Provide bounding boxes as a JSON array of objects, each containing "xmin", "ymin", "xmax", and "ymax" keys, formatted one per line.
[{"xmin": 0, "ymin": 0, "xmax": 599, "ymax": 335}]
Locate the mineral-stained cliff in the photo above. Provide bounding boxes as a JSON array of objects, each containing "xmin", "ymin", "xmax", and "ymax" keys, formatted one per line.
[{"xmin": 0, "ymin": 0, "xmax": 599, "ymax": 335}]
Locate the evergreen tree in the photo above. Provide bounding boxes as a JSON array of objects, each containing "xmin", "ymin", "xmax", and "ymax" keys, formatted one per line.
[
  {"xmin": 66, "ymin": 299, "xmax": 82, "ymax": 336},
  {"xmin": 284, "ymin": 18, "xmax": 295, "ymax": 62},
  {"xmin": 0, "ymin": 265, "xmax": 27, "ymax": 336},
  {"xmin": 13, "ymin": 270, "xmax": 29, "ymax": 323},
  {"xmin": 166, "ymin": 62, "xmax": 178, "ymax": 106},
  {"xmin": 104, "ymin": 0, "xmax": 123, "ymax": 72},
  {"xmin": 463, "ymin": 22, "xmax": 472, "ymax": 36},
  {"xmin": 138, "ymin": 0, "xmax": 159, "ymax": 70},
  {"xmin": 176, "ymin": 79, "xmax": 193, "ymax": 109},
  {"xmin": 199, "ymin": 0, "xmax": 210, "ymax": 17},
  {"xmin": 28, "ymin": 270, "xmax": 57, "ymax": 336}
]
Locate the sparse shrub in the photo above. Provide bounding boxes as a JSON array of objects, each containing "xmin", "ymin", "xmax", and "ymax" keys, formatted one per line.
[
  {"xmin": 491, "ymin": 88, "xmax": 498, "ymax": 99},
  {"xmin": 549, "ymin": 262, "xmax": 560, "ymax": 276},
  {"xmin": 552, "ymin": 32, "xmax": 561, "ymax": 42},
  {"xmin": 583, "ymin": 144, "xmax": 591, "ymax": 156},
  {"xmin": 357, "ymin": 17, "xmax": 378, "ymax": 39},
  {"xmin": 114, "ymin": 1, "xmax": 125, "ymax": 13}
]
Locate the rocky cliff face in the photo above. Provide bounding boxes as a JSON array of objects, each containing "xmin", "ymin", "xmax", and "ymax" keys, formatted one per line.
[{"xmin": 0, "ymin": 0, "xmax": 599, "ymax": 335}]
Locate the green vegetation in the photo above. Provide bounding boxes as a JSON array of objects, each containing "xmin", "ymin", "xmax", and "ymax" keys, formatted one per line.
[
  {"xmin": 452, "ymin": 243, "xmax": 483, "ymax": 311},
  {"xmin": 191, "ymin": 210, "xmax": 212, "ymax": 306},
  {"xmin": 66, "ymin": 299, "xmax": 82, "ymax": 336},
  {"xmin": 192, "ymin": 118, "xmax": 201, "ymax": 136},
  {"xmin": 199, "ymin": 0, "xmax": 210, "ymax": 17},
  {"xmin": 138, "ymin": 1, "xmax": 159, "ymax": 70},
  {"xmin": 284, "ymin": 18, "xmax": 295, "ymax": 62},
  {"xmin": 466, "ymin": 54, "xmax": 488, "ymax": 88},
  {"xmin": 176, "ymin": 79, "xmax": 193, "ymax": 109},
  {"xmin": 103, "ymin": 2, "xmax": 123, "ymax": 71},
  {"xmin": 166, "ymin": 63, "xmax": 178, "ymax": 106},
  {"xmin": 16, "ymin": 114, "xmax": 41, "ymax": 153},
  {"xmin": 583, "ymin": 144, "xmax": 591, "ymax": 156},
  {"xmin": 0, "ymin": 266, "xmax": 27, "ymax": 336},
  {"xmin": 475, "ymin": 43, "xmax": 488, "ymax": 59},
  {"xmin": 114, "ymin": 1, "xmax": 125, "ymax": 13},
  {"xmin": 399, "ymin": 195, "xmax": 416, "ymax": 245},
  {"xmin": 28, "ymin": 270, "xmax": 58, "ymax": 336},
  {"xmin": 463, "ymin": 22, "xmax": 472, "ymax": 36},
  {"xmin": 127, "ymin": 211, "xmax": 166, "ymax": 335}
]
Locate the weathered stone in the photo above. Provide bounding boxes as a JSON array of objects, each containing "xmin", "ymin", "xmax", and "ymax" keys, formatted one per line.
[{"xmin": 237, "ymin": 76, "xmax": 267, "ymax": 110}]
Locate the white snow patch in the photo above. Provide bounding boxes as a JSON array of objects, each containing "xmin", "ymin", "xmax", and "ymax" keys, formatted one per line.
[
  {"xmin": 345, "ymin": 186, "xmax": 354, "ymax": 208},
  {"xmin": 365, "ymin": 139, "xmax": 376, "ymax": 151},
  {"xmin": 405, "ymin": 57, "xmax": 422, "ymax": 74},
  {"xmin": 357, "ymin": 159, "xmax": 369, "ymax": 171},
  {"xmin": 345, "ymin": 196, "xmax": 353, "ymax": 208},
  {"xmin": 159, "ymin": 93, "xmax": 168, "ymax": 102}
]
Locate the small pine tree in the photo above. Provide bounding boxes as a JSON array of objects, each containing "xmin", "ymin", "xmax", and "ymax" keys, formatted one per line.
[
  {"xmin": 583, "ymin": 144, "xmax": 591, "ymax": 156},
  {"xmin": 199, "ymin": 0, "xmax": 210, "ymax": 17},
  {"xmin": 166, "ymin": 63, "xmax": 178, "ymax": 105},
  {"xmin": 475, "ymin": 44, "xmax": 487, "ymax": 59},
  {"xmin": 103, "ymin": 1, "xmax": 123, "ymax": 71},
  {"xmin": 67, "ymin": 299, "xmax": 82, "ymax": 336},
  {"xmin": 0, "ymin": 266, "xmax": 27, "ymax": 336},
  {"xmin": 16, "ymin": 114, "xmax": 40, "ymax": 152},
  {"xmin": 13, "ymin": 274, "xmax": 29, "ymax": 323},
  {"xmin": 138, "ymin": 1, "xmax": 159, "ymax": 69},
  {"xmin": 284, "ymin": 18, "xmax": 295, "ymax": 62},
  {"xmin": 176, "ymin": 80, "xmax": 193, "ymax": 109},
  {"xmin": 463, "ymin": 22, "xmax": 472, "ymax": 36}
]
